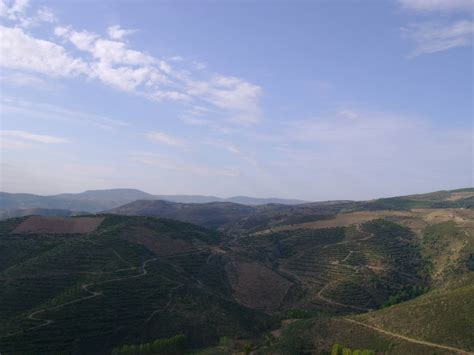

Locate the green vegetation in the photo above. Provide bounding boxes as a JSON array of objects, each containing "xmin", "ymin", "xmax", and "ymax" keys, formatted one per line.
[
  {"xmin": 111, "ymin": 334, "xmax": 187, "ymax": 355},
  {"xmin": 355, "ymin": 276, "xmax": 474, "ymax": 352},
  {"xmin": 382, "ymin": 285, "xmax": 428, "ymax": 307},
  {"xmin": 331, "ymin": 343, "xmax": 375, "ymax": 355},
  {"xmin": 239, "ymin": 219, "xmax": 426, "ymax": 311},
  {"xmin": 421, "ymin": 221, "xmax": 473, "ymax": 282},
  {"xmin": 0, "ymin": 215, "xmax": 272, "ymax": 354}
]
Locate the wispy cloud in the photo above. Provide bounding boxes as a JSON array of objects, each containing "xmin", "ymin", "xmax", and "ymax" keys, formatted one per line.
[
  {"xmin": 397, "ymin": 0, "xmax": 474, "ymax": 56},
  {"xmin": 403, "ymin": 20, "xmax": 474, "ymax": 56},
  {"xmin": 201, "ymin": 139, "xmax": 262, "ymax": 171},
  {"xmin": 128, "ymin": 151, "xmax": 240, "ymax": 177},
  {"xmin": 0, "ymin": 71, "xmax": 59, "ymax": 90},
  {"xmin": 263, "ymin": 108, "xmax": 471, "ymax": 198},
  {"xmin": 1, "ymin": 129, "xmax": 69, "ymax": 143},
  {"xmin": 0, "ymin": 97, "xmax": 128, "ymax": 129},
  {"xmin": 144, "ymin": 131, "xmax": 186, "ymax": 147},
  {"xmin": 398, "ymin": 0, "xmax": 473, "ymax": 12},
  {"xmin": 202, "ymin": 139, "xmax": 241, "ymax": 154}
]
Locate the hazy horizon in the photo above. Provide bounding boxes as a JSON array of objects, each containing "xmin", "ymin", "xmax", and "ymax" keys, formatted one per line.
[
  {"xmin": 1, "ymin": 185, "xmax": 472, "ymax": 203},
  {"xmin": 1, "ymin": 0, "xmax": 472, "ymax": 201}
]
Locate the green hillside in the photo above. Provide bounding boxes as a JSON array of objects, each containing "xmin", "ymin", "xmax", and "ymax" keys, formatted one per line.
[{"xmin": 0, "ymin": 216, "xmax": 272, "ymax": 354}]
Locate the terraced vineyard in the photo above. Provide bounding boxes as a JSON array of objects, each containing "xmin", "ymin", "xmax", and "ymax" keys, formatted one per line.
[{"xmin": 236, "ymin": 220, "xmax": 426, "ymax": 312}]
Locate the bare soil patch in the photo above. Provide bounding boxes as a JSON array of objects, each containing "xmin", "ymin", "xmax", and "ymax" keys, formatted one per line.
[
  {"xmin": 445, "ymin": 192, "xmax": 474, "ymax": 201},
  {"xmin": 13, "ymin": 216, "xmax": 104, "ymax": 234},
  {"xmin": 226, "ymin": 261, "xmax": 292, "ymax": 313}
]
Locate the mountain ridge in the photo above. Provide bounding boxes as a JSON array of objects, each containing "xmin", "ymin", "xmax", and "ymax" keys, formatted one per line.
[{"xmin": 0, "ymin": 189, "xmax": 310, "ymax": 214}]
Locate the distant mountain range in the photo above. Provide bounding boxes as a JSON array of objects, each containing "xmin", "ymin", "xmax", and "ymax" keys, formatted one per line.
[
  {"xmin": 2, "ymin": 188, "xmax": 473, "ymax": 223},
  {"xmin": 0, "ymin": 189, "xmax": 309, "ymax": 215}
]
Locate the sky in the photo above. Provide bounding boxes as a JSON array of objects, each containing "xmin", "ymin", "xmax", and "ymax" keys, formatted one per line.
[{"xmin": 0, "ymin": 0, "xmax": 472, "ymax": 200}]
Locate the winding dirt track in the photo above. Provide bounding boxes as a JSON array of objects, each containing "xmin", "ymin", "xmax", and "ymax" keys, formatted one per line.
[
  {"xmin": 287, "ymin": 233, "xmax": 376, "ymax": 311},
  {"xmin": 0, "ymin": 257, "xmax": 157, "ymax": 339},
  {"xmin": 343, "ymin": 318, "xmax": 473, "ymax": 355}
]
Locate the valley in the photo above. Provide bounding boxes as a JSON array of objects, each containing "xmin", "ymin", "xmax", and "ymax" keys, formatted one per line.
[{"xmin": 0, "ymin": 188, "xmax": 472, "ymax": 354}]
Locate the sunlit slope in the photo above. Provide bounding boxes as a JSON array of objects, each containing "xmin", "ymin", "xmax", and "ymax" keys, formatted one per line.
[{"xmin": 351, "ymin": 274, "xmax": 474, "ymax": 353}]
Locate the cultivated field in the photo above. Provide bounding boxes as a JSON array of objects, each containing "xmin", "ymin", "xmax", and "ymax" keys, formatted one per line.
[{"xmin": 13, "ymin": 216, "xmax": 104, "ymax": 234}]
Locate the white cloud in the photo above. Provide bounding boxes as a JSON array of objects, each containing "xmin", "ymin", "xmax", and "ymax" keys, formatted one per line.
[
  {"xmin": 403, "ymin": 20, "xmax": 474, "ymax": 56},
  {"xmin": 91, "ymin": 39, "xmax": 155, "ymax": 65},
  {"xmin": 0, "ymin": 0, "xmax": 57, "ymax": 28},
  {"xmin": 0, "ymin": 25, "xmax": 88, "ymax": 76},
  {"xmin": 1, "ymin": 3, "xmax": 264, "ymax": 126},
  {"xmin": 144, "ymin": 131, "xmax": 186, "ymax": 147},
  {"xmin": 53, "ymin": 25, "xmax": 69, "ymax": 37},
  {"xmin": 107, "ymin": 25, "xmax": 135, "ymax": 40},
  {"xmin": 36, "ymin": 7, "xmax": 56, "ymax": 23},
  {"xmin": 69, "ymin": 30, "xmax": 98, "ymax": 51},
  {"xmin": 1, "ymin": 130, "xmax": 69, "ymax": 143},
  {"xmin": 0, "ymin": 0, "xmax": 29, "ymax": 21},
  {"xmin": 398, "ymin": 0, "xmax": 473, "ymax": 12},
  {"xmin": 186, "ymin": 75, "xmax": 263, "ymax": 125}
]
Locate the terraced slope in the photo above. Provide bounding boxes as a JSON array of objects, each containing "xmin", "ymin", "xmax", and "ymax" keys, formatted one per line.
[
  {"xmin": 235, "ymin": 219, "xmax": 427, "ymax": 312},
  {"xmin": 0, "ymin": 216, "xmax": 271, "ymax": 354},
  {"xmin": 108, "ymin": 188, "xmax": 474, "ymax": 234}
]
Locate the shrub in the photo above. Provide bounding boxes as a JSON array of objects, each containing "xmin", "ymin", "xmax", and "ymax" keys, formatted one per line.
[{"xmin": 331, "ymin": 343, "xmax": 343, "ymax": 355}]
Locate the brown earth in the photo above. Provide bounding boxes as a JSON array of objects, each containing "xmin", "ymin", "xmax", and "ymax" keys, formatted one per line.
[
  {"xmin": 445, "ymin": 192, "xmax": 474, "ymax": 201},
  {"xmin": 226, "ymin": 261, "xmax": 292, "ymax": 313},
  {"xmin": 13, "ymin": 216, "xmax": 104, "ymax": 234},
  {"xmin": 123, "ymin": 226, "xmax": 196, "ymax": 256}
]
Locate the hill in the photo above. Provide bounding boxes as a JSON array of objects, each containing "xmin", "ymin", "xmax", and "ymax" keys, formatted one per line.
[
  {"xmin": 0, "ymin": 215, "xmax": 273, "ymax": 354},
  {"xmin": 155, "ymin": 194, "xmax": 308, "ymax": 205},
  {"xmin": 259, "ymin": 275, "xmax": 473, "ymax": 354},
  {"xmin": 0, "ymin": 187, "xmax": 473, "ymax": 354},
  {"xmin": 0, "ymin": 189, "xmax": 310, "ymax": 217},
  {"xmin": 108, "ymin": 200, "xmax": 257, "ymax": 230},
  {"xmin": 0, "ymin": 189, "xmax": 155, "ymax": 213},
  {"xmin": 0, "ymin": 207, "xmax": 84, "ymax": 220},
  {"xmin": 108, "ymin": 200, "xmax": 359, "ymax": 232}
]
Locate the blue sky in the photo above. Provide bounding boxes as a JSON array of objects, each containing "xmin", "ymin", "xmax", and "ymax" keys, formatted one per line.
[{"xmin": 0, "ymin": 0, "xmax": 472, "ymax": 200}]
